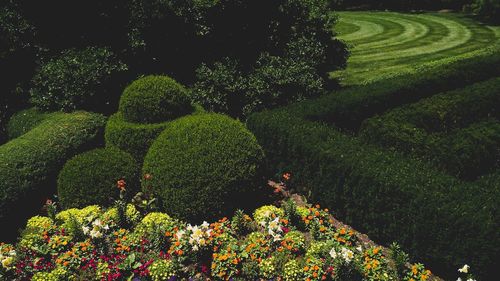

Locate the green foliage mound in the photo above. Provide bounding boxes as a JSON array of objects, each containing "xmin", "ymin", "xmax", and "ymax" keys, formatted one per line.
[
  {"xmin": 105, "ymin": 106, "xmax": 204, "ymax": 164},
  {"xmin": 30, "ymin": 47, "xmax": 128, "ymax": 113},
  {"xmin": 58, "ymin": 147, "xmax": 139, "ymax": 209},
  {"xmin": 6, "ymin": 108, "xmax": 49, "ymax": 140},
  {"xmin": 0, "ymin": 111, "xmax": 106, "ymax": 241},
  {"xmin": 143, "ymin": 113, "xmax": 264, "ymax": 222},
  {"xmin": 119, "ymin": 75, "xmax": 194, "ymax": 124}
]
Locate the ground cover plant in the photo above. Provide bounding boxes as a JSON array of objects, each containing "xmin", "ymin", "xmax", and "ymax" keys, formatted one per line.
[
  {"xmin": 332, "ymin": 11, "xmax": 500, "ymax": 85},
  {"xmin": 0, "ymin": 177, "xmax": 464, "ymax": 281}
]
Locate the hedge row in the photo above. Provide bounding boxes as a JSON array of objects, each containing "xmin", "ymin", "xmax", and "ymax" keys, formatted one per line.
[
  {"xmin": 0, "ymin": 111, "xmax": 107, "ymax": 241},
  {"xmin": 247, "ymin": 51, "xmax": 500, "ymax": 280},
  {"xmin": 307, "ymin": 48, "xmax": 500, "ymax": 132},
  {"xmin": 105, "ymin": 106, "xmax": 204, "ymax": 164},
  {"xmin": 6, "ymin": 108, "xmax": 50, "ymax": 140},
  {"xmin": 248, "ymin": 109, "xmax": 499, "ymax": 280},
  {"xmin": 359, "ymin": 77, "xmax": 500, "ymax": 179}
]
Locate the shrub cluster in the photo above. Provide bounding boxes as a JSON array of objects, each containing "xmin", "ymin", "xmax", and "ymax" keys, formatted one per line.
[
  {"xmin": 0, "ymin": 111, "xmax": 107, "ymax": 241},
  {"xmin": 105, "ymin": 76, "xmax": 200, "ymax": 163},
  {"xmin": 57, "ymin": 147, "xmax": 139, "ymax": 209},
  {"xmin": 247, "ymin": 51, "xmax": 500, "ymax": 280},
  {"xmin": 30, "ymin": 47, "xmax": 128, "ymax": 113},
  {"xmin": 143, "ymin": 113, "xmax": 265, "ymax": 222},
  {"xmin": 359, "ymin": 77, "xmax": 500, "ymax": 179},
  {"xmin": 119, "ymin": 75, "xmax": 193, "ymax": 124}
]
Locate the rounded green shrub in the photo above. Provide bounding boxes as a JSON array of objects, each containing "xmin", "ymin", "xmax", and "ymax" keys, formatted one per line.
[
  {"xmin": 119, "ymin": 75, "xmax": 193, "ymax": 124},
  {"xmin": 142, "ymin": 113, "xmax": 264, "ymax": 222},
  {"xmin": 30, "ymin": 47, "xmax": 128, "ymax": 113},
  {"xmin": 7, "ymin": 108, "xmax": 49, "ymax": 140},
  {"xmin": 104, "ymin": 106, "xmax": 205, "ymax": 164},
  {"xmin": 57, "ymin": 147, "xmax": 139, "ymax": 209},
  {"xmin": 0, "ymin": 111, "xmax": 106, "ymax": 241}
]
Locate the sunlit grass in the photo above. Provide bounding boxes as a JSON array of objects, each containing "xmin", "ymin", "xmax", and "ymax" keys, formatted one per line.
[{"xmin": 332, "ymin": 11, "xmax": 500, "ymax": 85}]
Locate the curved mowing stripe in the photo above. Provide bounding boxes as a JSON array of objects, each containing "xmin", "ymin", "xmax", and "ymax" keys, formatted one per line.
[
  {"xmin": 339, "ymin": 19, "xmax": 385, "ymax": 42},
  {"xmin": 333, "ymin": 11, "xmax": 500, "ymax": 85}
]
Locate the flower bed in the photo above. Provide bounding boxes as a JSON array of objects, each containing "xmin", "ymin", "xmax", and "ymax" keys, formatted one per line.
[{"xmin": 0, "ymin": 180, "xmax": 473, "ymax": 281}]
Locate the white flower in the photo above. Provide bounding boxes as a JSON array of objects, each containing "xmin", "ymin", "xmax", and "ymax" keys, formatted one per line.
[
  {"xmin": 92, "ymin": 219, "xmax": 103, "ymax": 227},
  {"xmin": 201, "ymin": 221, "xmax": 210, "ymax": 228},
  {"xmin": 341, "ymin": 247, "xmax": 354, "ymax": 263},
  {"xmin": 458, "ymin": 264, "xmax": 469, "ymax": 273},
  {"xmin": 90, "ymin": 229, "xmax": 102, "ymax": 239},
  {"xmin": 457, "ymin": 278, "xmax": 462, "ymax": 281},
  {"xmin": 82, "ymin": 226, "xmax": 90, "ymax": 235},
  {"xmin": 466, "ymin": 279, "xmax": 476, "ymax": 281},
  {"xmin": 356, "ymin": 245, "xmax": 363, "ymax": 252},
  {"xmin": 329, "ymin": 247, "xmax": 338, "ymax": 259},
  {"xmin": 175, "ymin": 229, "xmax": 185, "ymax": 240}
]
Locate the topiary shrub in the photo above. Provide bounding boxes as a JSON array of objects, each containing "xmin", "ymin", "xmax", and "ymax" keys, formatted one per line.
[
  {"xmin": 142, "ymin": 113, "xmax": 265, "ymax": 222},
  {"xmin": 105, "ymin": 106, "xmax": 204, "ymax": 164},
  {"xmin": 119, "ymin": 75, "xmax": 194, "ymax": 124},
  {"xmin": 30, "ymin": 47, "xmax": 128, "ymax": 113},
  {"xmin": 0, "ymin": 111, "xmax": 106, "ymax": 241},
  {"xmin": 6, "ymin": 108, "xmax": 49, "ymax": 140},
  {"xmin": 57, "ymin": 147, "xmax": 139, "ymax": 209}
]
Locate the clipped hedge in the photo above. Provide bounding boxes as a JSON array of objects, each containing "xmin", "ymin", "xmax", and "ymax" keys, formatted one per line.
[
  {"xmin": 248, "ymin": 109, "xmax": 499, "ymax": 280},
  {"xmin": 6, "ymin": 108, "xmax": 49, "ymax": 140},
  {"xmin": 247, "ymin": 51, "xmax": 500, "ymax": 280},
  {"xmin": 310, "ymin": 49, "xmax": 500, "ymax": 132},
  {"xmin": 58, "ymin": 147, "xmax": 139, "ymax": 209},
  {"xmin": 105, "ymin": 106, "xmax": 204, "ymax": 164},
  {"xmin": 0, "ymin": 111, "xmax": 106, "ymax": 241},
  {"xmin": 432, "ymin": 120, "xmax": 500, "ymax": 179},
  {"xmin": 359, "ymin": 77, "xmax": 500, "ymax": 179},
  {"xmin": 143, "ymin": 113, "xmax": 264, "ymax": 222},
  {"xmin": 119, "ymin": 75, "xmax": 193, "ymax": 124}
]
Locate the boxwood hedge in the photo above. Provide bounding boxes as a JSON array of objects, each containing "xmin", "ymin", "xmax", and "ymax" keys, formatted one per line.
[
  {"xmin": 359, "ymin": 77, "xmax": 500, "ymax": 179},
  {"xmin": 247, "ymin": 51, "xmax": 500, "ymax": 280},
  {"xmin": 6, "ymin": 108, "xmax": 50, "ymax": 140},
  {"xmin": 143, "ymin": 113, "xmax": 265, "ymax": 223},
  {"xmin": 0, "ymin": 111, "xmax": 106, "ymax": 241},
  {"xmin": 310, "ymin": 48, "xmax": 500, "ymax": 132},
  {"xmin": 119, "ymin": 75, "xmax": 194, "ymax": 124},
  {"xmin": 57, "ymin": 147, "xmax": 139, "ymax": 209},
  {"xmin": 105, "ymin": 106, "xmax": 204, "ymax": 164}
]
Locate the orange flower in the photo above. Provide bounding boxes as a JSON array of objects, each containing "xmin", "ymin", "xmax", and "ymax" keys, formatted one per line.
[
  {"xmin": 283, "ymin": 172, "xmax": 291, "ymax": 180},
  {"xmin": 117, "ymin": 179, "xmax": 126, "ymax": 191}
]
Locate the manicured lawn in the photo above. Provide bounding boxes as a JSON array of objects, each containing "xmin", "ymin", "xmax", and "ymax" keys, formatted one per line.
[{"xmin": 332, "ymin": 11, "xmax": 500, "ymax": 85}]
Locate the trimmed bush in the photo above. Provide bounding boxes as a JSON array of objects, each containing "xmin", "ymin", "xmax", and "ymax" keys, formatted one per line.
[
  {"xmin": 30, "ymin": 47, "xmax": 128, "ymax": 113},
  {"xmin": 6, "ymin": 108, "xmax": 49, "ymax": 140},
  {"xmin": 248, "ymin": 109, "xmax": 500, "ymax": 280},
  {"xmin": 119, "ymin": 75, "xmax": 194, "ymax": 124},
  {"xmin": 0, "ymin": 111, "xmax": 106, "ymax": 241},
  {"xmin": 311, "ymin": 48, "xmax": 500, "ymax": 132},
  {"xmin": 105, "ymin": 106, "xmax": 204, "ymax": 164},
  {"xmin": 57, "ymin": 147, "xmax": 139, "ymax": 209},
  {"xmin": 359, "ymin": 78, "xmax": 500, "ymax": 179},
  {"xmin": 143, "ymin": 113, "xmax": 264, "ymax": 222},
  {"xmin": 247, "ymin": 51, "xmax": 500, "ymax": 280}
]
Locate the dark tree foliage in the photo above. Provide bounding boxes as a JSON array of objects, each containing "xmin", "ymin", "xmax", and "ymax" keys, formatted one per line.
[
  {"xmin": 0, "ymin": 0, "xmax": 36, "ymax": 143},
  {"xmin": 2, "ymin": 0, "xmax": 348, "ymax": 120}
]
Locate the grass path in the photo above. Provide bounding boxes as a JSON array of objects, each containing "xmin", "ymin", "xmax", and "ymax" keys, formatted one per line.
[{"xmin": 332, "ymin": 11, "xmax": 500, "ymax": 85}]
